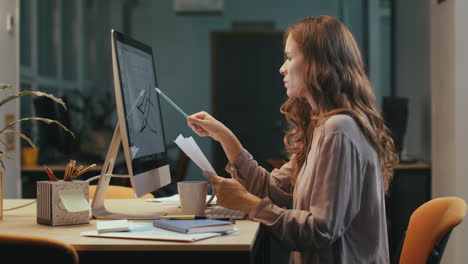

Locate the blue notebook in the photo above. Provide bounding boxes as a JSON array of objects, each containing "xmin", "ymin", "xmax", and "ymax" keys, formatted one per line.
[{"xmin": 153, "ymin": 219, "xmax": 235, "ymax": 234}]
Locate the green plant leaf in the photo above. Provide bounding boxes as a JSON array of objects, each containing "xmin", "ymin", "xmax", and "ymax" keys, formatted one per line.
[
  {"xmin": 0, "ymin": 84, "xmax": 13, "ymax": 90},
  {"xmin": 0, "ymin": 90, "xmax": 67, "ymax": 110},
  {"xmin": 0, "ymin": 151, "xmax": 9, "ymax": 171},
  {"xmin": 0, "ymin": 152, "xmax": 11, "ymax": 160},
  {"xmin": 1, "ymin": 117, "xmax": 75, "ymax": 138},
  {"xmin": 0, "ymin": 158, "xmax": 4, "ymax": 171},
  {"xmin": 2, "ymin": 129, "xmax": 37, "ymax": 149}
]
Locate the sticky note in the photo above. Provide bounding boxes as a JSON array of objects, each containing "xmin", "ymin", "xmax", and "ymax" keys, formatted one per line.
[
  {"xmin": 97, "ymin": 220, "xmax": 130, "ymax": 233},
  {"xmin": 96, "ymin": 220, "xmax": 153, "ymax": 234},
  {"xmin": 58, "ymin": 189, "xmax": 91, "ymax": 212}
]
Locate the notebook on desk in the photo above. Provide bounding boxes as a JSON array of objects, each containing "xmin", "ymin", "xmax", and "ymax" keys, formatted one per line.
[{"xmin": 153, "ymin": 219, "xmax": 235, "ymax": 234}]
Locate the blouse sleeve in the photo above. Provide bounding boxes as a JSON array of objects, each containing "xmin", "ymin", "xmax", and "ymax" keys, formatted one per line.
[
  {"xmin": 248, "ymin": 132, "xmax": 365, "ymax": 251},
  {"xmin": 225, "ymin": 150, "xmax": 294, "ymax": 208}
]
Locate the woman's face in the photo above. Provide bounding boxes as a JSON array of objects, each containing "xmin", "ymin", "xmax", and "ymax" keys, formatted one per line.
[{"xmin": 279, "ymin": 36, "xmax": 306, "ymax": 98}]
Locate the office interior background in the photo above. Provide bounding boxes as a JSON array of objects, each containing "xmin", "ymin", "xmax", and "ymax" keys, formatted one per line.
[{"xmin": 0, "ymin": 0, "xmax": 466, "ymax": 263}]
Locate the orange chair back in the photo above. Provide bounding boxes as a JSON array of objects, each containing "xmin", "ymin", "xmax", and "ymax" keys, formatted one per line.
[
  {"xmin": 399, "ymin": 196, "xmax": 467, "ymax": 264},
  {"xmin": 89, "ymin": 185, "xmax": 154, "ymax": 199}
]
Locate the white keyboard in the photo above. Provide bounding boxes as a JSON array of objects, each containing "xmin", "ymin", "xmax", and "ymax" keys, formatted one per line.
[{"xmin": 206, "ymin": 206, "xmax": 247, "ymax": 220}]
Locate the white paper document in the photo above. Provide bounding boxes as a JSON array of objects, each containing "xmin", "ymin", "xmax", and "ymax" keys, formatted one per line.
[
  {"xmin": 81, "ymin": 223, "xmax": 237, "ymax": 242},
  {"xmin": 174, "ymin": 134, "xmax": 216, "ymax": 174}
]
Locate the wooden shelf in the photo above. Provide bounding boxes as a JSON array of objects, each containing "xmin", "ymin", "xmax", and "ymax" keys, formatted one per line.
[
  {"xmin": 21, "ymin": 164, "xmax": 103, "ymax": 173},
  {"xmin": 395, "ymin": 163, "xmax": 431, "ymax": 170}
]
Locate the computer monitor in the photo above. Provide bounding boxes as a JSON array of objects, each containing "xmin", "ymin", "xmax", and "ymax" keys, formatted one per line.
[{"xmin": 91, "ymin": 29, "xmax": 171, "ymax": 219}]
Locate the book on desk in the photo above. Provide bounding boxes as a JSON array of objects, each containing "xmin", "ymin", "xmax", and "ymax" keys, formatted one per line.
[{"xmin": 153, "ymin": 219, "xmax": 236, "ymax": 234}]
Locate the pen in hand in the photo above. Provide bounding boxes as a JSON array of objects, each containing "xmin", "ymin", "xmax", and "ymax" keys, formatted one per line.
[
  {"xmin": 155, "ymin": 87, "xmax": 188, "ymax": 118},
  {"xmin": 155, "ymin": 87, "xmax": 202, "ymax": 131}
]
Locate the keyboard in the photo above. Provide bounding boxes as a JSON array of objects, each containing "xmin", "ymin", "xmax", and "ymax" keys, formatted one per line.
[{"xmin": 206, "ymin": 206, "xmax": 247, "ymax": 220}]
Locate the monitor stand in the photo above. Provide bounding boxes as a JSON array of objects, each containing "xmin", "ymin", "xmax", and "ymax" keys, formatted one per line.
[{"xmin": 91, "ymin": 124, "xmax": 166, "ymax": 219}]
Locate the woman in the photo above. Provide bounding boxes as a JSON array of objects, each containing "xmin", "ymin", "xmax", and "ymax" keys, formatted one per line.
[{"xmin": 188, "ymin": 15, "xmax": 398, "ymax": 263}]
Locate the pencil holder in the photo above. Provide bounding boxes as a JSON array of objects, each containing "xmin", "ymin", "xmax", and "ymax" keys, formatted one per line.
[{"xmin": 37, "ymin": 180, "xmax": 90, "ymax": 226}]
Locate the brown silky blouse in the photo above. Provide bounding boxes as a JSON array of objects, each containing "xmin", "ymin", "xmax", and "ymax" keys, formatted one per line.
[{"xmin": 226, "ymin": 114, "xmax": 389, "ymax": 264}]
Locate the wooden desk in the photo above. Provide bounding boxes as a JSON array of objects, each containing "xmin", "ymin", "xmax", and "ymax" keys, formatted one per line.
[{"xmin": 1, "ymin": 199, "xmax": 267, "ymax": 264}]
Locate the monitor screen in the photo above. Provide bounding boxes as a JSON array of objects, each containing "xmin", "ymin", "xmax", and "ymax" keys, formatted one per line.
[
  {"xmin": 91, "ymin": 30, "xmax": 171, "ymax": 219},
  {"xmin": 112, "ymin": 30, "xmax": 171, "ymax": 196},
  {"xmin": 115, "ymin": 34, "xmax": 167, "ymax": 173}
]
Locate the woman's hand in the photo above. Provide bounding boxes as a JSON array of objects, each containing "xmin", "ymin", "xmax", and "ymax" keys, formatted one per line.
[
  {"xmin": 204, "ymin": 172, "xmax": 261, "ymax": 214},
  {"xmin": 187, "ymin": 111, "xmax": 230, "ymax": 142},
  {"xmin": 188, "ymin": 111, "xmax": 244, "ymax": 164}
]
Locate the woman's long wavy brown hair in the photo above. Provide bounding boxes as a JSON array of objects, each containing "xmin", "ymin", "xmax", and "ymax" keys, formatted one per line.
[{"xmin": 280, "ymin": 16, "xmax": 398, "ymax": 193}]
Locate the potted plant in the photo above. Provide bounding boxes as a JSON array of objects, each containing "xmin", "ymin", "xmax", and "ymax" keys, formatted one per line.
[{"xmin": 0, "ymin": 84, "xmax": 74, "ymax": 219}]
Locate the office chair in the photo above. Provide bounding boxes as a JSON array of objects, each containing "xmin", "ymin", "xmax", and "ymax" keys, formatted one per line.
[
  {"xmin": 0, "ymin": 233, "xmax": 79, "ymax": 263},
  {"xmin": 175, "ymin": 151, "xmax": 190, "ymax": 182},
  {"xmin": 89, "ymin": 185, "xmax": 154, "ymax": 199},
  {"xmin": 394, "ymin": 196, "xmax": 467, "ymax": 264}
]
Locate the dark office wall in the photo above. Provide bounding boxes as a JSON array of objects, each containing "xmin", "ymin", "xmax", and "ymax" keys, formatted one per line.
[
  {"xmin": 131, "ymin": 0, "xmax": 366, "ymax": 181},
  {"xmin": 211, "ymin": 32, "xmax": 285, "ymax": 175},
  {"xmin": 394, "ymin": 0, "xmax": 431, "ymax": 162}
]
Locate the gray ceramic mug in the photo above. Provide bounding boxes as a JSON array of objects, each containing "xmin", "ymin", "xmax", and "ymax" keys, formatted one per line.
[{"xmin": 177, "ymin": 181, "xmax": 215, "ymax": 215}]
